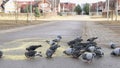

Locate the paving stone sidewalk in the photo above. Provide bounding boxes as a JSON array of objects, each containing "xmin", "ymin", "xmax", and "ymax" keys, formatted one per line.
[{"xmin": 83, "ymin": 22, "xmax": 120, "ymax": 46}]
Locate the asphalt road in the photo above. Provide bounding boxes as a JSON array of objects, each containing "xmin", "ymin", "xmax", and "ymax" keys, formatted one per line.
[{"xmin": 0, "ymin": 21, "xmax": 119, "ymax": 68}]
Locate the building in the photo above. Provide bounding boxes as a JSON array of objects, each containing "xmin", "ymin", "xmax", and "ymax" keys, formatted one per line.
[
  {"xmin": 4, "ymin": 0, "xmax": 16, "ymax": 13},
  {"xmin": 37, "ymin": 0, "xmax": 51, "ymax": 13},
  {"xmin": 0, "ymin": 0, "xmax": 2, "ymax": 12},
  {"xmin": 90, "ymin": 1, "xmax": 105, "ymax": 15},
  {"xmin": 102, "ymin": 0, "xmax": 120, "ymax": 17},
  {"xmin": 0, "ymin": 0, "xmax": 60, "ymax": 13},
  {"xmin": 60, "ymin": 2, "xmax": 76, "ymax": 12},
  {"xmin": 48, "ymin": 0, "xmax": 60, "ymax": 12}
]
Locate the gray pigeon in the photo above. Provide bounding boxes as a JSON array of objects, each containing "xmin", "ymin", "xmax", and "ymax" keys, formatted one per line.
[
  {"xmin": 86, "ymin": 46, "xmax": 96, "ymax": 52},
  {"xmin": 0, "ymin": 51, "xmax": 3, "ymax": 58},
  {"xmin": 80, "ymin": 52, "xmax": 95, "ymax": 63},
  {"xmin": 94, "ymin": 49, "xmax": 104, "ymax": 58},
  {"xmin": 25, "ymin": 50, "xmax": 42, "ymax": 59},
  {"xmin": 46, "ymin": 40, "xmax": 56, "ymax": 46},
  {"xmin": 46, "ymin": 45, "xmax": 60, "ymax": 58},
  {"xmin": 111, "ymin": 48, "xmax": 120, "ymax": 56},
  {"xmin": 63, "ymin": 48, "xmax": 73, "ymax": 55},
  {"xmin": 109, "ymin": 42, "xmax": 116, "ymax": 49}
]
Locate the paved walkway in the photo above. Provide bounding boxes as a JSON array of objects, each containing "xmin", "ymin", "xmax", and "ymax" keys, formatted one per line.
[{"xmin": 83, "ymin": 22, "xmax": 120, "ymax": 46}]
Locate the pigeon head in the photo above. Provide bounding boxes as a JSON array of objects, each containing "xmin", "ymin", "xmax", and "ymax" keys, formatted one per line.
[
  {"xmin": 109, "ymin": 42, "xmax": 116, "ymax": 49},
  {"xmin": 26, "ymin": 48, "xmax": 30, "ymax": 51}
]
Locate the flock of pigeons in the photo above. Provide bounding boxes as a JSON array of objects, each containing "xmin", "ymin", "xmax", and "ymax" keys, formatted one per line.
[{"xmin": 0, "ymin": 35, "xmax": 119, "ymax": 63}]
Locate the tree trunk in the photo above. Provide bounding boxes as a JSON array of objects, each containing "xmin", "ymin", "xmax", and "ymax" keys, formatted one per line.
[{"xmin": 111, "ymin": 10, "xmax": 114, "ymax": 21}]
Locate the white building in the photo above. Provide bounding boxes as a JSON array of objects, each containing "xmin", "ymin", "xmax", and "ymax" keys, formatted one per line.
[
  {"xmin": 0, "ymin": 0, "xmax": 3, "ymax": 12},
  {"xmin": 4, "ymin": 0, "xmax": 16, "ymax": 13}
]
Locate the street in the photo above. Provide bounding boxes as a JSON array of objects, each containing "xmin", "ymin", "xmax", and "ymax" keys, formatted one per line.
[{"xmin": 0, "ymin": 21, "xmax": 120, "ymax": 68}]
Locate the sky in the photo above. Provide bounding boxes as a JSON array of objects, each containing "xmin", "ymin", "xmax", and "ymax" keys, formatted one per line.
[{"xmin": 60, "ymin": 0, "xmax": 106, "ymax": 5}]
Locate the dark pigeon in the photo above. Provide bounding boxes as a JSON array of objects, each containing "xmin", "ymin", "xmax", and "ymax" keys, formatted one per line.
[
  {"xmin": 25, "ymin": 50, "xmax": 42, "ymax": 58},
  {"xmin": 46, "ymin": 45, "xmax": 60, "ymax": 58},
  {"xmin": 0, "ymin": 51, "xmax": 3, "ymax": 58},
  {"xmin": 26, "ymin": 45, "xmax": 42, "ymax": 51}
]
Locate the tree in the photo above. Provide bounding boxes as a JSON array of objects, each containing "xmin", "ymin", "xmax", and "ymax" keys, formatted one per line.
[
  {"xmin": 74, "ymin": 5, "xmax": 82, "ymax": 15},
  {"xmin": 83, "ymin": 3, "xmax": 90, "ymax": 15},
  {"xmin": 109, "ymin": 0, "xmax": 116, "ymax": 21},
  {"xmin": 24, "ymin": 5, "xmax": 31, "ymax": 13},
  {"xmin": 34, "ymin": 7, "xmax": 40, "ymax": 20}
]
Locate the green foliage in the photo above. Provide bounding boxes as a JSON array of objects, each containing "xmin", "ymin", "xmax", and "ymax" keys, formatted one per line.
[
  {"xmin": 34, "ymin": 7, "xmax": 40, "ymax": 17},
  {"xmin": 24, "ymin": 5, "xmax": 31, "ymax": 13},
  {"xmin": 74, "ymin": 5, "xmax": 82, "ymax": 15},
  {"xmin": 83, "ymin": 3, "xmax": 89, "ymax": 15}
]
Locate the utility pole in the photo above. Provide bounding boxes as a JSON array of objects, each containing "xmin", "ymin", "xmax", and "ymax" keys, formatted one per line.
[
  {"xmin": 58, "ymin": 1, "xmax": 61, "ymax": 12},
  {"xmin": 97, "ymin": 1, "xmax": 99, "ymax": 15},
  {"xmin": 107, "ymin": 0, "xmax": 109, "ymax": 20},
  {"xmin": 89, "ymin": 4, "xmax": 91, "ymax": 15},
  {"xmin": 30, "ymin": 0, "xmax": 32, "ymax": 22},
  {"xmin": 54, "ymin": 0, "xmax": 56, "ymax": 12},
  {"xmin": 67, "ymin": 0, "xmax": 69, "ymax": 12},
  {"xmin": 62, "ymin": 3, "xmax": 64, "ymax": 12},
  {"xmin": 116, "ymin": 0, "xmax": 118, "ymax": 21}
]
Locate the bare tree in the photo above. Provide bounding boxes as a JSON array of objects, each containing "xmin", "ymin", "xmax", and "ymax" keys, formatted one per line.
[
  {"xmin": 115, "ymin": 0, "xmax": 118, "ymax": 21},
  {"xmin": 15, "ymin": 0, "xmax": 18, "ymax": 23},
  {"xmin": 109, "ymin": 0, "xmax": 116, "ymax": 21}
]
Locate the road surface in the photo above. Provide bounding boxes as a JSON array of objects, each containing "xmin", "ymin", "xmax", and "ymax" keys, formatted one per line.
[{"xmin": 0, "ymin": 21, "xmax": 119, "ymax": 68}]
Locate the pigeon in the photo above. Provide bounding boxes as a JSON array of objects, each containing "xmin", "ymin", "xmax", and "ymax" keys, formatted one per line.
[
  {"xmin": 109, "ymin": 42, "xmax": 116, "ymax": 49},
  {"xmin": 80, "ymin": 52, "xmax": 95, "ymax": 63},
  {"xmin": 94, "ymin": 49, "xmax": 104, "ymax": 58},
  {"xmin": 87, "ymin": 37, "xmax": 98, "ymax": 42},
  {"xmin": 63, "ymin": 48, "xmax": 74, "ymax": 55},
  {"xmin": 46, "ymin": 40, "xmax": 56, "ymax": 46},
  {"xmin": 0, "ymin": 51, "xmax": 3, "ymax": 58},
  {"xmin": 111, "ymin": 48, "xmax": 120, "ymax": 56},
  {"xmin": 46, "ymin": 45, "xmax": 60, "ymax": 58},
  {"xmin": 46, "ymin": 35, "xmax": 62, "ymax": 45},
  {"xmin": 26, "ymin": 45, "xmax": 42, "ymax": 51},
  {"xmin": 55, "ymin": 35, "xmax": 62, "ymax": 42},
  {"xmin": 72, "ymin": 49, "xmax": 82, "ymax": 58},
  {"xmin": 46, "ymin": 49, "xmax": 54, "ymax": 58},
  {"xmin": 49, "ymin": 45, "xmax": 60, "ymax": 52},
  {"xmin": 67, "ymin": 37, "xmax": 83, "ymax": 47},
  {"xmin": 63, "ymin": 47, "xmax": 85, "ymax": 58},
  {"xmin": 85, "ymin": 46, "xmax": 96, "ymax": 52},
  {"xmin": 25, "ymin": 50, "xmax": 42, "ymax": 58}
]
